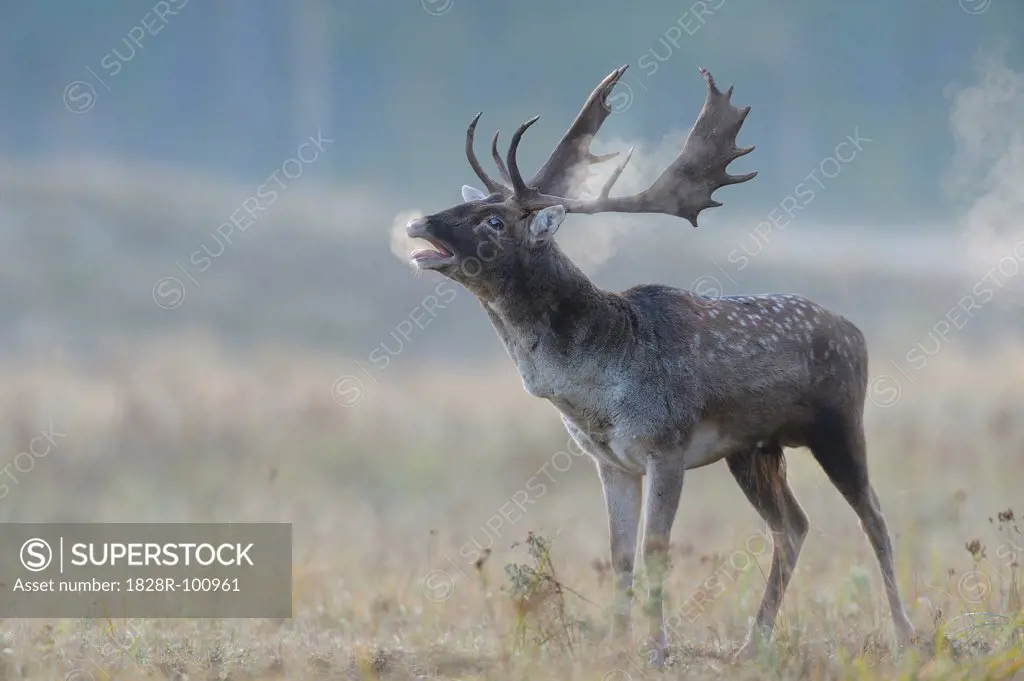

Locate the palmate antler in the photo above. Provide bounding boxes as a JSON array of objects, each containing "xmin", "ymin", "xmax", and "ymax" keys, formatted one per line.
[
  {"xmin": 466, "ymin": 66, "xmax": 756, "ymax": 228},
  {"xmin": 527, "ymin": 65, "xmax": 629, "ymax": 198},
  {"xmin": 466, "ymin": 66, "xmax": 628, "ymax": 199}
]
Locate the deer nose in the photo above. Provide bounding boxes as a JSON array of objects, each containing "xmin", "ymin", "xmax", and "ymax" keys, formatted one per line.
[{"xmin": 406, "ymin": 216, "xmax": 429, "ymax": 238}]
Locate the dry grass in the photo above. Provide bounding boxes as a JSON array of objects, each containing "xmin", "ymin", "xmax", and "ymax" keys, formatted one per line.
[{"xmin": 0, "ymin": 336, "xmax": 1022, "ymax": 680}]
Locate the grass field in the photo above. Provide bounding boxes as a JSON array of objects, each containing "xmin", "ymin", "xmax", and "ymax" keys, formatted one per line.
[{"xmin": 0, "ymin": 338, "xmax": 1021, "ymax": 680}]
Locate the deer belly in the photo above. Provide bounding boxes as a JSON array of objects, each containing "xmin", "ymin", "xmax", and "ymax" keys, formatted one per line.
[
  {"xmin": 561, "ymin": 419, "xmax": 737, "ymax": 474},
  {"xmin": 679, "ymin": 422, "xmax": 737, "ymax": 470},
  {"xmin": 602, "ymin": 423, "xmax": 737, "ymax": 473}
]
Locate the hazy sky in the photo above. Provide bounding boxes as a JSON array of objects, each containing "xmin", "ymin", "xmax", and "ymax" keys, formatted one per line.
[{"xmin": 3, "ymin": 0, "xmax": 1021, "ymax": 226}]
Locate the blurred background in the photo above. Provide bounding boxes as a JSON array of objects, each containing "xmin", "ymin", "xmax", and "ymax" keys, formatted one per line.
[{"xmin": 0, "ymin": 1, "xmax": 1022, "ymax": 675}]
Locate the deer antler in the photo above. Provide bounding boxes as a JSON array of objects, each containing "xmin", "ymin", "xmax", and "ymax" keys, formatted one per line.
[
  {"xmin": 465, "ymin": 113, "xmax": 509, "ymax": 195},
  {"xmin": 527, "ymin": 65, "xmax": 629, "ymax": 198},
  {"xmin": 490, "ymin": 131, "xmax": 512, "ymax": 186},
  {"xmin": 504, "ymin": 67, "xmax": 756, "ymax": 228},
  {"xmin": 463, "ymin": 66, "xmax": 629, "ymax": 199}
]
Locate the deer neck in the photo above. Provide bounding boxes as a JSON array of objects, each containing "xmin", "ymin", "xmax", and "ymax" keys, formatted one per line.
[{"xmin": 481, "ymin": 244, "xmax": 631, "ymax": 400}]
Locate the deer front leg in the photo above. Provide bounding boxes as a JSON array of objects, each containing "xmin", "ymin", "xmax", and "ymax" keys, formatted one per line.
[
  {"xmin": 597, "ymin": 461, "xmax": 642, "ymax": 644},
  {"xmin": 642, "ymin": 454, "xmax": 685, "ymax": 669}
]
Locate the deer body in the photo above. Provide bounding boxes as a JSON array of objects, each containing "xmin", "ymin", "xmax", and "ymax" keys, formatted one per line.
[
  {"xmin": 481, "ymin": 241, "xmax": 864, "ymax": 476},
  {"xmin": 406, "ymin": 65, "xmax": 915, "ymax": 667}
]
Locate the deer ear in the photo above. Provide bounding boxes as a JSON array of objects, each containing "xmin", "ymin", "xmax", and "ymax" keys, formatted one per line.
[
  {"xmin": 529, "ymin": 205, "xmax": 566, "ymax": 243},
  {"xmin": 462, "ymin": 185, "xmax": 487, "ymax": 202}
]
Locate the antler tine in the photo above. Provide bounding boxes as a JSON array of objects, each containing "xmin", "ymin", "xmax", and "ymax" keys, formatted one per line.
[
  {"xmin": 528, "ymin": 65, "xmax": 630, "ymax": 198},
  {"xmin": 466, "ymin": 113, "xmax": 508, "ymax": 195},
  {"xmin": 701, "ymin": 67, "xmax": 721, "ymax": 94},
  {"xmin": 490, "ymin": 130, "xmax": 512, "ymax": 185},
  {"xmin": 506, "ymin": 116, "xmax": 541, "ymax": 197},
  {"xmin": 598, "ymin": 147, "xmax": 634, "ymax": 199},
  {"xmin": 590, "ymin": 151, "xmax": 620, "ymax": 164}
]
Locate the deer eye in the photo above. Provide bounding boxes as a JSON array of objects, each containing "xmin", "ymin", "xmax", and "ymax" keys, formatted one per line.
[{"xmin": 486, "ymin": 217, "xmax": 505, "ymax": 231}]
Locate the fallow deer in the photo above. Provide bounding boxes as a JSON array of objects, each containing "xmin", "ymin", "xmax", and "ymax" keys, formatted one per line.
[{"xmin": 406, "ymin": 65, "xmax": 916, "ymax": 667}]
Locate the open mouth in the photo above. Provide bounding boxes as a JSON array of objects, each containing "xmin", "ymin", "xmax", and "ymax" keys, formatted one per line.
[{"xmin": 409, "ymin": 236, "xmax": 456, "ymax": 268}]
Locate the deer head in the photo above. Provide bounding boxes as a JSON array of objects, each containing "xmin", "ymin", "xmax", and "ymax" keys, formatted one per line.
[{"xmin": 406, "ymin": 66, "xmax": 755, "ymax": 299}]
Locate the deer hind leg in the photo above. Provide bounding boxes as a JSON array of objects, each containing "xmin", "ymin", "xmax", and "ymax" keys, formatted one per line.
[
  {"xmin": 727, "ymin": 444, "xmax": 809, "ymax": 660},
  {"xmin": 808, "ymin": 408, "xmax": 916, "ymax": 647},
  {"xmin": 597, "ymin": 462, "xmax": 642, "ymax": 643}
]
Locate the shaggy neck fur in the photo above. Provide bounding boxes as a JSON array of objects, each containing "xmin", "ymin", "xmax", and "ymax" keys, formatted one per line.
[{"xmin": 479, "ymin": 242, "xmax": 638, "ymax": 399}]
